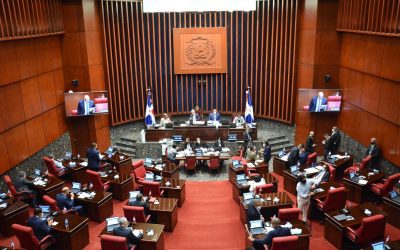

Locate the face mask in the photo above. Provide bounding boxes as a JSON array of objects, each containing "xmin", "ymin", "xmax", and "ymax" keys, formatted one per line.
[
  {"xmin": 301, "ymin": 179, "xmax": 306, "ymax": 184},
  {"xmin": 371, "ymin": 142, "xmax": 375, "ymax": 145}
]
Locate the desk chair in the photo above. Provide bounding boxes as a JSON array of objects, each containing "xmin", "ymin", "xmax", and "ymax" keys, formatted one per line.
[
  {"xmin": 43, "ymin": 157, "xmax": 67, "ymax": 178},
  {"xmin": 86, "ymin": 170, "xmax": 111, "ymax": 191},
  {"xmin": 133, "ymin": 165, "xmax": 153, "ymax": 186},
  {"xmin": 370, "ymin": 173, "xmax": 400, "ymax": 198},
  {"xmin": 208, "ymin": 156, "xmax": 220, "ymax": 177},
  {"xmin": 101, "ymin": 234, "xmax": 136, "ymax": 250},
  {"xmin": 142, "ymin": 181, "xmax": 164, "ymax": 197},
  {"xmin": 345, "ymin": 214, "xmax": 386, "ymax": 247},
  {"xmin": 123, "ymin": 206, "xmax": 151, "ymax": 223},
  {"xmin": 12, "ymin": 224, "xmax": 55, "ymax": 250},
  {"xmin": 43, "ymin": 195, "xmax": 75, "ymax": 215},
  {"xmin": 270, "ymin": 235, "xmax": 299, "ymax": 250},
  {"xmin": 184, "ymin": 156, "xmax": 197, "ymax": 176},
  {"xmin": 305, "ymin": 152, "xmax": 317, "ymax": 166},
  {"xmin": 231, "ymin": 149, "xmax": 243, "ymax": 161},
  {"xmin": 278, "ymin": 208, "xmax": 301, "ymax": 221},
  {"xmin": 243, "ymin": 162, "xmax": 259, "ymax": 178},
  {"xmin": 3, "ymin": 175, "xmax": 33, "ymax": 203},
  {"xmin": 132, "ymin": 160, "xmax": 144, "ymax": 170},
  {"xmin": 255, "ymin": 183, "xmax": 275, "ymax": 194},
  {"xmin": 344, "ymin": 155, "xmax": 372, "ymax": 174},
  {"xmin": 315, "ymin": 187, "xmax": 347, "ymax": 215}
]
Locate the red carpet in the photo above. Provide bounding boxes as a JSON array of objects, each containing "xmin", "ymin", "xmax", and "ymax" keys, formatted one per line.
[{"xmin": 164, "ymin": 181, "xmax": 245, "ymax": 250}]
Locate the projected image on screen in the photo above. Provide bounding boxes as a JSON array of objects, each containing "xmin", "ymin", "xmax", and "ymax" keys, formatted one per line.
[
  {"xmin": 298, "ymin": 89, "xmax": 342, "ymax": 112},
  {"xmin": 64, "ymin": 91, "xmax": 109, "ymax": 117}
]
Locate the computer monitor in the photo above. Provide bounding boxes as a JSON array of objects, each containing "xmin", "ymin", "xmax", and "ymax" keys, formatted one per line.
[
  {"xmin": 236, "ymin": 174, "xmax": 245, "ymax": 181},
  {"xmin": 72, "ymin": 182, "xmax": 81, "ymax": 190},
  {"xmin": 371, "ymin": 241, "xmax": 384, "ymax": 250},
  {"xmin": 249, "ymin": 220, "xmax": 263, "ymax": 228}
]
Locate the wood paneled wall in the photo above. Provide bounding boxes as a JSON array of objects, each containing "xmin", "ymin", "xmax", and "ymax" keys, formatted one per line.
[
  {"xmin": 100, "ymin": 0, "xmax": 299, "ymax": 125},
  {"xmin": 0, "ymin": 0, "xmax": 64, "ymax": 41},
  {"xmin": 337, "ymin": 0, "xmax": 400, "ymax": 36},
  {"xmin": 0, "ymin": 36, "xmax": 67, "ymax": 174}
]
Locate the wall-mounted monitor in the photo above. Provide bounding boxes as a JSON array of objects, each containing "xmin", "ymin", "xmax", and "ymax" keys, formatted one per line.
[
  {"xmin": 64, "ymin": 91, "xmax": 109, "ymax": 117},
  {"xmin": 298, "ymin": 89, "xmax": 343, "ymax": 112}
]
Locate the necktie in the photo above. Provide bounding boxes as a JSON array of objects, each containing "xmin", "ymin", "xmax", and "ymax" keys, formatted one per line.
[
  {"xmin": 85, "ymin": 101, "xmax": 89, "ymax": 115},
  {"xmin": 214, "ymin": 114, "xmax": 216, "ymax": 121},
  {"xmin": 316, "ymin": 98, "xmax": 320, "ymax": 112}
]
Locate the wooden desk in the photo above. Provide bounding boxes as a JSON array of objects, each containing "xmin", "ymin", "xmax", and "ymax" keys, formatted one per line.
[
  {"xmin": 383, "ymin": 196, "xmax": 400, "ymax": 229},
  {"xmin": 174, "ymin": 125, "xmax": 230, "ymax": 141},
  {"xmin": 229, "ymin": 127, "xmax": 258, "ymax": 140},
  {"xmin": 309, "ymin": 182, "xmax": 343, "ymax": 219},
  {"xmin": 272, "ymin": 157, "xmax": 287, "ymax": 176},
  {"xmin": 146, "ymin": 162, "xmax": 180, "ymax": 179},
  {"xmin": 245, "ymin": 220, "xmax": 311, "ymax": 250},
  {"xmin": 145, "ymin": 129, "xmax": 174, "ymax": 141},
  {"xmin": 239, "ymin": 192, "xmax": 294, "ymax": 225},
  {"xmin": 101, "ymin": 173, "xmax": 134, "ymax": 201},
  {"xmin": 283, "ymin": 165, "xmax": 324, "ymax": 196},
  {"xmin": 228, "ymin": 162, "xmax": 269, "ymax": 184},
  {"xmin": 100, "ymin": 222, "xmax": 165, "ymax": 250},
  {"xmin": 324, "ymin": 203, "xmax": 386, "ymax": 249},
  {"xmin": 76, "ymin": 191, "xmax": 113, "ymax": 222},
  {"xmin": 149, "ymin": 198, "xmax": 178, "ymax": 232},
  {"xmin": 232, "ymin": 173, "xmax": 278, "ymax": 205},
  {"xmin": 364, "ymin": 240, "xmax": 400, "ymax": 250},
  {"xmin": 62, "ymin": 158, "xmax": 88, "ymax": 184},
  {"xmin": 106, "ymin": 152, "xmax": 132, "ymax": 176},
  {"xmin": 176, "ymin": 152, "xmax": 231, "ymax": 161},
  {"xmin": 342, "ymin": 169, "xmax": 385, "ymax": 204},
  {"xmin": 30, "ymin": 176, "xmax": 65, "ymax": 201},
  {"xmin": 321, "ymin": 153, "xmax": 354, "ymax": 180},
  {"xmin": 160, "ymin": 178, "xmax": 186, "ymax": 207},
  {"xmin": 0, "ymin": 199, "xmax": 29, "ymax": 236},
  {"xmin": 52, "ymin": 214, "xmax": 89, "ymax": 250}
]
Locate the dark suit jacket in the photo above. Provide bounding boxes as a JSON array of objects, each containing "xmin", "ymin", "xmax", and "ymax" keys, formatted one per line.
[
  {"xmin": 286, "ymin": 147, "xmax": 300, "ymax": 167},
  {"xmin": 55, "ymin": 193, "xmax": 74, "ymax": 211},
  {"xmin": 189, "ymin": 113, "xmax": 202, "ymax": 122},
  {"xmin": 14, "ymin": 177, "xmax": 34, "ymax": 193},
  {"xmin": 366, "ymin": 144, "xmax": 380, "ymax": 167},
  {"xmin": 305, "ymin": 136, "xmax": 315, "ymax": 153},
  {"xmin": 309, "ymin": 96, "xmax": 328, "ymax": 112},
  {"xmin": 27, "ymin": 216, "xmax": 52, "ymax": 240},
  {"xmin": 328, "ymin": 132, "xmax": 341, "ymax": 154},
  {"xmin": 77, "ymin": 100, "xmax": 95, "ymax": 115},
  {"xmin": 247, "ymin": 203, "xmax": 261, "ymax": 222},
  {"xmin": 208, "ymin": 112, "xmax": 221, "ymax": 121},
  {"xmin": 183, "ymin": 141, "xmax": 194, "ymax": 150},
  {"xmin": 194, "ymin": 141, "xmax": 206, "ymax": 149},
  {"xmin": 263, "ymin": 146, "xmax": 272, "ymax": 163},
  {"xmin": 87, "ymin": 147, "xmax": 101, "ymax": 170},
  {"xmin": 113, "ymin": 226, "xmax": 143, "ymax": 248},
  {"xmin": 214, "ymin": 140, "xmax": 225, "ymax": 149},
  {"xmin": 253, "ymin": 226, "xmax": 291, "ymax": 250},
  {"xmin": 320, "ymin": 171, "xmax": 330, "ymax": 183},
  {"xmin": 128, "ymin": 199, "xmax": 150, "ymax": 215},
  {"xmin": 299, "ymin": 151, "xmax": 309, "ymax": 165}
]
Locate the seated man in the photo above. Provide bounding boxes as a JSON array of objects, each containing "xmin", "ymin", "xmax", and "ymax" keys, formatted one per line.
[
  {"xmin": 233, "ymin": 114, "xmax": 245, "ymax": 127},
  {"xmin": 214, "ymin": 137, "xmax": 225, "ymax": 151},
  {"xmin": 128, "ymin": 193, "xmax": 150, "ymax": 216},
  {"xmin": 55, "ymin": 187, "xmax": 84, "ymax": 215},
  {"xmin": 248, "ymin": 217, "xmax": 291, "ymax": 250},
  {"xmin": 247, "ymin": 200, "xmax": 264, "ymax": 222},
  {"xmin": 77, "ymin": 94, "xmax": 95, "ymax": 115},
  {"xmin": 208, "ymin": 108, "xmax": 221, "ymax": 122},
  {"xmin": 167, "ymin": 144, "xmax": 179, "ymax": 165},
  {"xmin": 248, "ymin": 176, "xmax": 266, "ymax": 194},
  {"xmin": 246, "ymin": 146, "xmax": 257, "ymax": 163},
  {"xmin": 113, "ymin": 217, "xmax": 143, "ymax": 249},
  {"xmin": 160, "ymin": 113, "xmax": 172, "ymax": 128},
  {"xmin": 27, "ymin": 207, "xmax": 53, "ymax": 241},
  {"xmin": 188, "ymin": 109, "xmax": 201, "ymax": 124},
  {"xmin": 194, "ymin": 137, "xmax": 206, "ymax": 149},
  {"xmin": 184, "ymin": 138, "xmax": 193, "ymax": 151},
  {"xmin": 14, "ymin": 171, "xmax": 37, "ymax": 205},
  {"xmin": 309, "ymin": 164, "xmax": 330, "ymax": 186},
  {"xmin": 86, "ymin": 142, "xmax": 102, "ymax": 171},
  {"xmin": 48, "ymin": 153, "xmax": 66, "ymax": 175},
  {"xmin": 286, "ymin": 144, "xmax": 303, "ymax": 168}
]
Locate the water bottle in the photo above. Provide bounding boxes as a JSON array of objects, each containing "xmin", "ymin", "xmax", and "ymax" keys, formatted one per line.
[
  {"xmin": 385, "ymin": 235, "xmax": 390, "ymax": 244},
  {"xmin": 65, "ymin": 218, "xmax": 69, "ymax": 230},
  {"xmin": 132, "ymin": 216, "xmax": 136, "ymax": 225},
  {"xmin": 10, "ymin": 241, "xmax": 14, "ymax": 250},
  {"xmin": 89, "ymin": 182, "xmax": 93, "ymax": 190},
  {"xmin": 77, "ymin": 154, "xmax": 80, "ymax": 159}
]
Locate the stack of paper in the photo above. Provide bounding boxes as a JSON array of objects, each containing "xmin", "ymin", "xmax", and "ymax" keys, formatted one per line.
[
  {"xmin": 290, "ymin": 228, "xmax": 302, "ymax": 235},
  {"xmin": 358, "ymin": 180, "xmax": 368, "ymax": 185}
]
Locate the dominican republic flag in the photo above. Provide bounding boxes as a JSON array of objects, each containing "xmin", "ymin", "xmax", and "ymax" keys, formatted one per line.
[
  {"xmin": 145, "ymin": 90, "xmax": 155, "ymax": 126},
  {"xmin": 245, "ymin": 90, "xmax": 254, "ymax": 124}
]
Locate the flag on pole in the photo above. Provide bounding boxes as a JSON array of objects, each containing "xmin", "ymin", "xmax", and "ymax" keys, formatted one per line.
[
  {"xmin": 145, "ymin": 90, "xmax": 155, "ymax": 126},
  {"xmin": 245, "ymin": 90, "xmax": 254, "ymax": 124}
]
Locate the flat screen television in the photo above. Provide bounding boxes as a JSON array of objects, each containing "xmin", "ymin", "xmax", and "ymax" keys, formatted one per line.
[
  {"xmin": 298, "ymin": 89, "xmax": 342, "ymax": 112},
  {"xmin": 64, "ymin": 91, "xmax": 109, "ymax": 117}
]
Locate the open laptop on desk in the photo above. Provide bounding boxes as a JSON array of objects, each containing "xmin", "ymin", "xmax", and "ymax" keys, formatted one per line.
[
  {"xmin": 371, "ymin": 241, "xmax": 385, "ymax": 250},
  {"xmin": 29, "ymin": 169, "xmax": 41, "ymax": 179},
  {"xmin": 249, "ymin": 220, "xmax": 266, "ymax": 235},
  {"xmin": 349, "ymin": 172, "xmax": 360, "ymax": 182},
  {"xmin": 128, "ymin": 191, "xmax": 140, "ymax": 203},
  {"xmin": 144, "ymin": 172, "xmax": 155, "ymax": 181},
  {"xmin": 144, "ymin": 158, "xmax": 154, "ymax": 167},
  {"xmin": 236, "ymin": 174, "xmax": 247, "ymax": 185},
  {"xmin": 71, "ymin": 182, "xmax": 81, "ymax": 194},
  {"xmin": 389, "ymin": 191, "xmax": 400, "ymax": 203},
  {"xmin": 39, "ymin": 205, "xmax": 51, "ymax": 219},
  {"xmin": 64, "ymin": 152, "xmax": 72, "ymax": 160},
  {"xmin": 106, "ymin": 217, "xmax": 120, "ymax": 232},
  {"xmin": 290, "ymin": 166, "xmax": 301, "ymax": 176},
  {"xmin": 105, "ymin": 147, "xmax": 114, "ymax": 155},
  {"xmin": 232, "ymin": 160, "xmax": 241, "ymax": 168},
  {"xmin": 243, "ymin": 192, "xmax": 254, "ymax": 205}
]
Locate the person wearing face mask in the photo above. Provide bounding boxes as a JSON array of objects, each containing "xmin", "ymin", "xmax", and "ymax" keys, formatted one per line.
[
  {"xmin": 296, "ymin": 174, "xmax": 315, "ymax": 222},
  {"xmin": 365, "ymin": 137, "xmax": 380, "ymax": 169},
  {"xmin": 246, "ymin": 200, "xmax": 264, "ymax": 222},
  {"xmin": 184, "ymin": 138, "xmax": 193, "ymax": 151},
  {"xmin": 188, "ymin": 109, "xmax": 201, "ymax": 124},
  {"xmin": 329, "ymin": 126, "xmax": 341, "ymax": 154},
  {"xmin": 309, "ymin": 91, "xmax": 327, "ymax": 112},
  {"xmin": 208, "ymin": 108, "xmax": 221, "ymax": 122},
  {"xmin": 214, "ymin": 137, "xmax": 224, "ymax": 151},
  {"xmin": 305, "ymin": 131, "xmax": 316, "ymax": 153},
  {"xmin": 261, "ymin": 141, "xmax": 271, "ymax": 164},
  {"xmin": 194, "ymin": 137, "xmax": 204, "ymax": 149}
]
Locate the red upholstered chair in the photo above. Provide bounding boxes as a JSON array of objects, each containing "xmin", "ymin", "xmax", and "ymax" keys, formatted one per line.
[
  {"xmin": 86, "ymin": 170, "xmax": 111, "ymax": 191},
  {"xmin": 315, "ymin": 187, "xmax": 347, "ymax": 213},
  {"xmin": 255, "ymin": 183, "xmax": 275, "ymax": 194},
  {"xmin": 132, "ymin": 160, "xmax": 144, "ymax": 170},
  {"xmin": 305, "ymin": 152, "xmax": 317, "ymax": 166},
  {"xmin": 123, "ymin": 206, "xmax": 151, "ymax": 223},
  {"xmin": 231, "ymin": 149, "xmax": 243, "ymax": 161},
  {"xmin": 370, "ymin": 173, "xmax": 400, "ymax": 197},
  {"xmin": 208, "ymin": 156, "xmax": 220, "ymax": 176},
  {"xmin": 12, "ymin": 224, "xmax": 55, "ymax": 250},
  {"xmin": 345, "ymin": 214, "xmax": 386, "ymax": 246},
  {"xmin": 142, "ymin": 181, "xmax": 164, "ymax": 197},
  {"xmin": 3, "ymin": 175, "xmax": 33, "ymax": 202},
  {"xmin": 302, "ymin": 106, "xmax": 309, "ymax": 111},
  {"xmin": 184, "ymin": 156, "xmax": 197, "ymax": 176},
  {"xmin": 94, "ymin": 97, "xmax": 109, "ymax": 113},
  {"xmin": 42, "ymin": 195, "xmax": 75, "ymax": 214},
  {"xmin": 243, "ymin": 162, "xmax": 259, "ymax": 178},
  {"xmin": 71, "ymin": 110, "xmax": 78, "ymax": 115},
  {"xmin": 133, "ymin": 165, "xmax": 152, "ymax": 185},
  {"xmin": 345, "ymin": 155, "xmax": 372, "ymax": 174},
  {"xmin": 270, "ymin": 235, "xmax": 299, "ymax": 250},
  {"xmin": 43, "ymin": 157, "xmax": 67, "ymax": 178},
  {"xmin": 278, "ymin": 208, "xmax": 301, "ymax": 221},
  {"xmin": 101, "ymin": 234, "xmax": 136, "ymax": 250},
  {"xmin": 327, "ymin": 95, "xmax": 342, "ymax": 111}
]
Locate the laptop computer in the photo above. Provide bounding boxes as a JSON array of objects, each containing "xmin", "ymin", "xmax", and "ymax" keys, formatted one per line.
[
  {"xmin": 71, "ymin": 182, "xmax": 81, "ymax": 194},
  {"xmin": 39, "ymin": 205, "xmax": 51, "ymax": 219},
  {"xmin": 249, "ymin": 220, "xmax": 266, "ymax": 235},
  {"xmin": 106, "ymin": 217, "xmax": 120, "ymax": 232},
  {"xmin": 65, "ymin": 152, "xmax": 72, "ymax": 159},
  {"xmin": 29, "ymin": 169, "xmax": 41, "ymax": 179},
  {"xmin": 128, "ymin": 191, "xmax": 140, "ymax": 203},
  {"xmin": 290, "ymin": 166, "xmax": 301, "ymax": 176},
  {"xmin": 236, "ymin": 174, "xmax": 247, "ymax": 185},
  {"xmin": 228, "ymin": 134, "xmax": 237, "ymax": 142},
  {"xmin": 232, "ymin": 160, "xmax": 241, "ymax": 169},
  {"xmin": 333, "ymin": 214, "xmax": 347, "ymax": 221},
  {"xmin": 389, "ymin": 190, "xmax": 400, "ymax": 203},
  {"xmin": 144, "ymin": 158, "xmax": 154, "ymax": 167},
  {"xmin": 105, "ymin": 147, "xmax": 114, "ymax": 155},
  {"xmin": 144, "ymin": 172, "xmax": 154, "ymax": 181},
  {"xmin": 371, "ymin": 241, "xmax": 385, "ymax": 250},
  {"xmin": 243, "ymin": 192, "xmax": 254, "ymax": 205},
  {"xmin": 349, "ymin": 172, "xmax": 360, "ymax": 182}
]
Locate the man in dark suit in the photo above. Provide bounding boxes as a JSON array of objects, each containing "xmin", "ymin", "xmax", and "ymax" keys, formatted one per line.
[
  {"xmin": 55, "ymin": 187, "xmax": 84, "ymax": 215},
  {"xmin": 322, "ymin": 133, "xmax": 333, "ymax": 160},
  {"xmin": 328, "ymin": 126, "xmax": 341, "ymax": 154},
  {"xmin": 113, "ymin": 217, "xmax": 143, "ymax": 249},
  {"xmin": 305, "ymin": 131, "xmax": 316, "ymax": 153},
  {"xmin": 189, "ymin": 109, "xmax": 201, "ymax": 123},
  {"xmin": 247, "ymin": 200, "xmax": 263, "ymax": 222},
  {"xmin": 365, "ymin": 137, "xmax": 380, "ymax": 169},
  {"xmin": 27, "ymin": 207, "xmax": 53, "ymax": 241},
  {"xmin": 208, "ymin": 108, "xmax": 221, "ymax": 122},
  {"xmin": 286, "ymin": 144, "xmax": 304, "ymax": 168},
  {"xmin": 298, "ymin": 148, "xmax": 309, "ymax": 165},
  {"xmin": 248, "ymin": 217, "xmax": 291, "ymax": 250},
  {"xmin": 262, "ymin": 141, "xmax": 272, "ymax": 163},
  {"xmin": 214, "ymin": 137, "xmax": 225, "ymax": 151},
  {"xmin": 77, "ymin": 94, "xmax": 96, "ymax": 115},
  {"xmin": 87, "ymin": 142, "xmax": 102, "ymax": 171},
  {"xmin": 308, "ymin": 91, "xmax": 328, "ymax": 112},
  {"xmin": 14, "ymin": 171, "xmax": 37, "ymax": 205},
  {"xmin": 128, "ymin": 193, "xmax": 150, "ymax": 216},
  {"xmin": 243, "ymin": 127, "xmax": 252, "ymax": 154}
]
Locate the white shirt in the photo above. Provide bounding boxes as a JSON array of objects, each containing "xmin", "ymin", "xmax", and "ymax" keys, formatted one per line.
[
  {"xmin": 249, "ymin": 179, "xmax": 266, "ymax": 193},
  {"xmin": 296, "ymin": 179, "xmax": 314, "ymax": 199}
]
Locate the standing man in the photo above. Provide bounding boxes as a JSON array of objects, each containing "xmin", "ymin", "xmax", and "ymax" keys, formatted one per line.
[
  {"xmin": 322, "ymin": 133, "xmax": 332, "ymax": 160},
  {"xmin": 309, "ymin": 91, "xmax": 328, "ymax": 112},
  {"xmin": 262, "ymin": 141, "xmax": 272, "ymax": 164},
  {"xmin": 366, "ymin": 137, "xmax": 380, "ymax": 169},
  {"xmin": 286, "ymin": 144, "xmax": 304, "ymax": 168},
  {"xmin": 55, "ymin": 187, "xmax": 84, "ymax": 215},
  {"xmin": 77, "ymin": 95, "xmax": 95, "ymax": 115},
  {"xmin": 305, "ymin": 131, "xmax": 316, "ymax": 153},
  {"xmin": 296, "ymin": 174, "xmax": 314, "ymax": 222},
  {"xmin": 208, "ymin": 108, "xmax": 221, "ymax": 122},
  {"xmin": 87, "ymin": 142, "xmax": 102, "ymax": 171},
  {"xmin": 329, "ymin": 126, "xmax": 341, "ymax": 154},
  {"xmin": 243, "ymin": 127, "xmax": 252, "ymax": 155}
]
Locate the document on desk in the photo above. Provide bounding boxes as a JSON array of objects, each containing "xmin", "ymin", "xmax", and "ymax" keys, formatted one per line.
[
  {"xmin": 290, "ymin": 228, "xmax": 302, "ymax": 235},
  {"xmin": 304, "ymin": 167, "xmax": 319, "ymax": 175},
  {"xmin": 81, "ymin": 162, "xmax": 88, "ymax": 167},
  {"xmin": 281, "ymin": 222, "xmax": 293, "ymax": 228},
  {"xmin": 132, "ymin": 229, "xmax": 142, "ymax": 237},
  {"xmin": 280, "ymin": 155, "xmax": 289, "ymax": 161},
  {"xmin": 358, "ymin": 180, "xmax": 368, "ymax": 185},
  {"xmin": 34, "ymin": 180, "xmax": 46, "ymax": 186}
]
